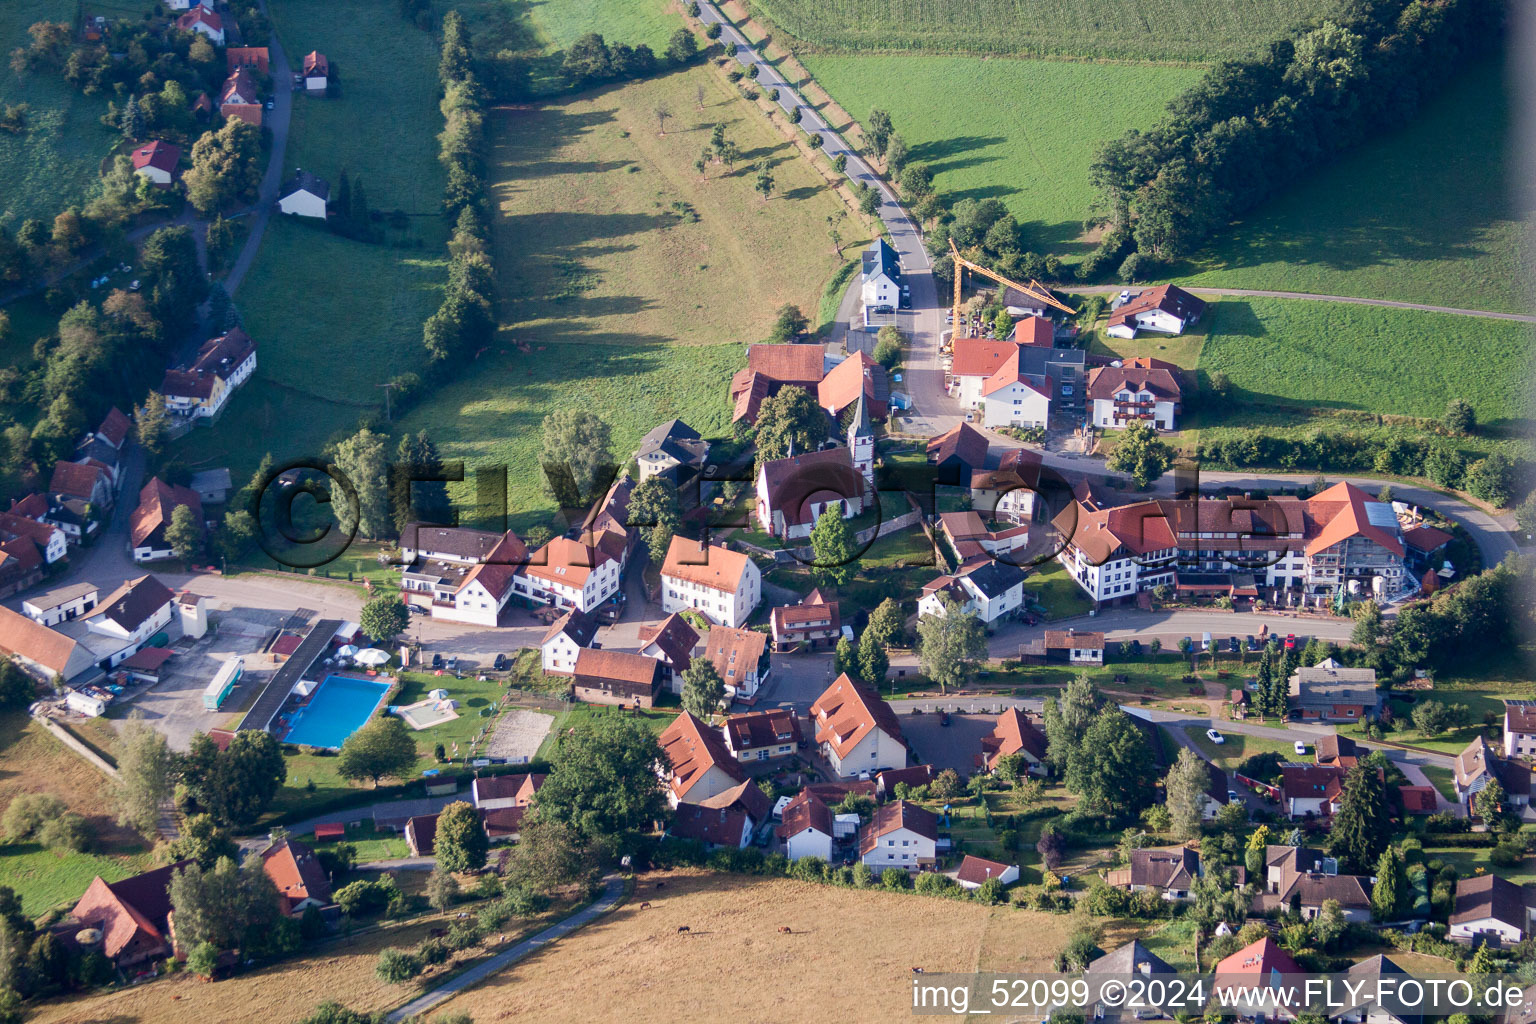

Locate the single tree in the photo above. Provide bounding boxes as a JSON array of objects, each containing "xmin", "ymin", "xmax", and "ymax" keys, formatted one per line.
[
  {"xmin": 425, "ymin": 868, "xmax": 460, "ymax": 911},
  {"xmin": 665, "ymin": 28, "xmax": 699, "ymax": 66},
  {"xmin": 169, "ymin": 814, "xmax": 238, "ymax": 868},
  {"xmin": 1106, "ymin": 421, "xmax": 1176, "ymax": 489},
  {"xmin": 337, "ymin": 715, "xmax": 418, "ymax": 786},
  {"xmin": 916, "ymin": 596, "xmax": 986, "ymax": 693},
  {"xmin": 753, "ymin": 385, "xmax": 826, "ymax": 463},
  {"xmin": 653, "ymin": 103, "xmax": 671, "ymax": 135},
  {"xmin": 769, "ymin": 303, "xmax": 808, "ymax": 343},
  {"xmin": 360, "ymin": 594, "xmax": 409, "ymax": 645},
  {"xmin": 332, "ymin": 428, "xmax": 391, "ymax": 540},
  {"xmin": 1312, "ymin": 898, "xmax": 1346, "ymax": 949},
  {"xmin": 138, "ymin": 391, "xmax": 170, "ymax": 455},
  {"xmin": 539, "ymin": 409, "xmax": 614, "ymax": 505},
  {"xmin": 1474, "ymin": 777, "xmax": 1507, "ymax": 825},
  {"xmin": 1041, "ymin": 673, "xmax": 1101, "ymax": 774},
  {"xmin": 884, "ymin": 134, "xmax": 909, "ymax": 174},
  {"xmin": 857, "ymin": 627, "xmax": 889, "ymax": 688},
  {"xmin": 165, "ymin": 504, "xmax": 202, "ymax": 561},
  {"xmin": 1065, "ymin": 707, "xmax": 1153, "ymax": 819},
  {"xmin": 680, "ymin": 661, "xmax": 725, "ymax": 719},
  {"xmin": 872, "ymin": 325, "xmax": 903, "ymax": 368},
  {"xmin": 754, "ymin": 161, "xmax": 774, "ymax": 201},
  {"xmin": 865, "ymin": 597, "xmax": 905, "ymax": 650},
  {"xmin": 865, "ymin": 108, "xmax": 893, "ymax": 157},
  {"xmin": 809, "ymin": 507, "xmax": 857, "ymax": 586},
  {"xmin": 1163, "ymin": 747, "xmax": 1211, "ymax": 841},
  {"xmin": 434, "ymin": 801, "xmax": 489, "ymax": 872},
  {"xmin": 180, "ymin": 730, "xmax": 287, "ymax": 826},
  {"xmin": 1370, "ymin": 846, "xmax": 1405, "ymax": 920},
  {"xmin": 1443, "ymin": 397, "xmax": 1476, "ymax": 435},
  {"xmin": 114, "ymin": 713, "xmax": 172, "ymax": 835},
  {"xmin": 532, "ymin": 716, "xmax": 669, "ymax": 857},
  {"xmin": 1327, "ymin": 756, "xmax": 1392, "ymax": 872}
]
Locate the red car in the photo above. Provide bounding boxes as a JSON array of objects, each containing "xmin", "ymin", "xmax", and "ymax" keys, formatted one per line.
[{"xmin": 1284, "ymin": 633, "xmax": 1297, "ymax": 650}]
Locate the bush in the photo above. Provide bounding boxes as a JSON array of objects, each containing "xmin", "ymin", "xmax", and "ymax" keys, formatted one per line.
[
  {"xmin": 37, "ymin": 812, "xmax": 92, "ymax": 852},
  {"xmin": 375, "ymin": 947, "xmax": 422, "ymax": 984},
  {"xmin": 974, "ymin": 878, "xmax": 1007, "ymax": 905},
  {"xmin": 445, "ymin": 920, "xmax": 482, "ymax": 951},
  {"xmin": 852, "ymin": 862, "xmax": 875, "ymax": 888},
  {"xmin": 881, "ymin": 867, "xmax": 909, "ymax": 890},
  {"xmin": 416, "ymin": 937, "xmax": 449, "ymax": 966},
  {"xmin": 914, "ymin": 872, "xmax": 960, "ymax": 897},
  {"xmin": 705, "ymin": 22, "xmax": 721, "ymax": 39},
  {"xmin": 2, "ymin": 793, "xmax": 66, "ymax": 840},
  {"xmin": 334, "ymin": 876, "xmax": 400, "ymax": 917}
]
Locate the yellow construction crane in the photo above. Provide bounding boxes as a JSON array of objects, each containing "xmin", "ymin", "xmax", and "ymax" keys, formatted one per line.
[{"xmin": 949, "ymin": 239, "xmax": 1074, "ymax": 342}]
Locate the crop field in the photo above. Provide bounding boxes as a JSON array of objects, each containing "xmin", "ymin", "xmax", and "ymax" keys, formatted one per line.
[
  {"xmin": 749, "ymin": 0, "xmax": 1337, "ymax": 61},
  {"xmin": 0, "ymin": 0, "xmax": 118, "ymax": 225},
  {"xmin": 799, "ymin": 55, "xmax": 1200, "ymax": 255},
  {"xmin": 1195, "ymin": 299, "xmax": 1534, "ymax": 430},
  {"xmin": 432, "ymin": 869, "xmax": 1094, "ymax": 1023},
  {"xmin": 1179, "ymin": 57, "xmax": 1532, "ymax": 314}
]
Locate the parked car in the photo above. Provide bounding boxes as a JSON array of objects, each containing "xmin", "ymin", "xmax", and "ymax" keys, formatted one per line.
[
  {"xmin": 1284, "ymin": 633, "xmax": 1298, "ymax": 650},
  {"xmin": 1227, "ymin": 636, "xmax": 1240, "ymax": 653},
  {"xmin": 431, "ymin": 652, "xmax": 443, "ymax": 669},
  {"xmin": 1294, "ymin": 741, "xmax": 1308, "ymax": 756},
  {"xmin": 445, "ymin": 656, "xmax": 459, "ymax": 673},
  {"xmin": 492, "ymin": 653, "xmax": 509, "ymax": 671},
  {"xmin": 1206, "ymin": 728, "xmax": 1225, "ymax": 744},
  {"xmin": 940, "ymin": 711, "xmax": 951, "ymax": 727},
  {"xmin": 1246, "ymin": 634, "xmax": 1258, "ymax": 651}
]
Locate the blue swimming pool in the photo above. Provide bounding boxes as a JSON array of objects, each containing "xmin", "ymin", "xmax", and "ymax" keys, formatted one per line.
[{"xmin": 282, "ymin": 675, "xmax": 391, "ymax": 749}]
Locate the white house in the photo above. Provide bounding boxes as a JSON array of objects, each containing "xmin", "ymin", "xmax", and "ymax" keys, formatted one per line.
[
  {"xmin": 657, "ymin": 711, "xmax": 747, "ymax": 807},
  {"xmin": 302, "ymin": 51, "xmax": 329, "ymax": 92},
  {"xmin": 43, "ymin": 575, "xmax": 177, "ymax": 678},
  {"xmin": 21, "ymin": 583, "xmax": 98, "ymax": 627},
  {"xmin": 702, "ymin": 625, "xmax": 769, "ymax": 700},
  {"xmin": 859, "ymin": 800, "xmax": 937, "ymax": 871},
  {"xmin": 722, "ymin": 709, "xmax": 800, "ymax": 762},
  {"xmin": 810, "ymin": 673, "xmax": 907, "ymax": 778},
  {"xmin": 980, "ymin": 350, "xmax": 1052, "ymax": 429},
  {"xmin": 540, "ymin": 608, "xmax": 596, "ymax": 675},
  {"xmin": 637, "ymin": 612, "xmax": 701, "ymax": 693},
  {"xmin": 755, "ymin": 447, "xmax": 867, "ymax": 541},
  {"xmin": 159, "ymin": 328, "xmax": 258, "ymax": 421},
  {"xmin": 1043, "ymin": 629, "xmax": 1105, "ymax": 665},
  {"xmin": 1449, "ymin": 874, "xmax": 1534, "ymax": 944},
  {"xmin": 175, "ymin": 6, "xmax": 224, "ymax": 43},
  {"xmin": 511, "ymin": 531, "xmax": 626, "ymax": 614},
  {"xmin": 399, "ymin": 528, "xmax": 530, "ymax": 627},
  {"xmin": 130, "ymin": 140, "xmax": 181, "ymax": 186},
  {"xmin": 659, "ymin": 536, "xmax": 760, "ymax": 629},
  {"xmin": 861, "ymin": 238, "xmax": 900, "ymax": 309},
  {"xmin": 954, "ymin": 855, "xmax": 1020, "ymax": 890},
  {"xmin": 917, "ymin": 559, "xmax": 1028, "ymax": 625},
  {"xmin": 777, "ymin": 789, "xmax": 834, "ymax": 862},
  {"xmin": 1105, "ymin": 284, "xmax": 1206, "ymax": 339},
  {"xmin": 1505, "ymin": 701, "xmax": 1536, "ymax": 759},
  {"xmin": 278, "ymin": 170, "xmax": 329, "ymax": 218},
  {"xmin": 128, "ymin": 477, "xmax": 202, "ymax": 563},
  {"xmin": 1106, "ymin": 847, "xmax": 1201, "ymax": 901},
  {"xmin": 469, "ymin": 772, "xmax": 543, "ymax": 812},
  {"xmin": 634, "ymin": 419, "xmax": 708, "ymax": 484},
  {"xmin": 1087, "ymin": 361, "xmax": 1183, "ymax": 431},
  {"xmin": 0, "ymin": 513, "xmax": 67, "ymax": 564}
]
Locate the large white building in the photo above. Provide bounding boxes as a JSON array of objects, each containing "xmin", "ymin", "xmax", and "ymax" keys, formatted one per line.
[
  {"xmin": 1086, "ymin": 359, "xmax": 1183, "ymax": 431},
  {"xmin": 398, "ymin": 524, "xmax": 530, "ymax": 627},
  {"xmin": 1054, "ymin": 482, "xmax": 1410, "ymax": 607},
  {"xmin": 810, "ymin": 673, "xmax": 906, "ymax": 778},
  {"xmin": 949, "ymin": 336, "xmax": 1087, "ymax": 424},
  {"xmin": 1105, "ymin": 284, "xmax": 1206, "ymax": 339},
  {"xmin": 659, "ymin": 536, "xmax": 760, "ymax": 629},
  {"xmin": 510, "ymin": 531, "xmax": 627, "ymax": 615}
]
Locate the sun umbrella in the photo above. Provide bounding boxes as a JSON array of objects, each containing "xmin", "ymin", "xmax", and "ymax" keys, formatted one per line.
[
  {"xmin": 336, "ymin": 645, "xmax": 359, "ymax": 658},
  {"xmin": 354, "ymin": 648, "xmax": 390, "ymax": 667}
]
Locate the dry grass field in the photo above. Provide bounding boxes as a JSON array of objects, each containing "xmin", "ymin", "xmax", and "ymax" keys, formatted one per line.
[{"xmin": 432, "ymin": 870, "xmax": 1090, "ymax": 1024}]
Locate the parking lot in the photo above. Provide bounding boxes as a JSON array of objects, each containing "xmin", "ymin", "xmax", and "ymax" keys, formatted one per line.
[
  {"xmin": 112, "ymin": 602, "xmax": 293, "ymax": 750},
  {"xmin": 900, "ymin": 710, "xmax": 994, "ymax": 775}
]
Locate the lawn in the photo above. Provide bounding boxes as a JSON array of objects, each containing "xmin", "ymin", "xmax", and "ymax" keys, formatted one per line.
[
  {"xmin": 1177, "ymin": 56, "xmax": 1533, "ymax": 315},
  {"xmin": 1087, "ymin": 314, "xmax": 1208, "ymax": 369},
  {"xmin": 298, "ymin": 822, "xmax": 409, "ymax": 862},
  {"xmin": 0, "ymin": 844, "xmax": 153, "ymax": 918},
  {"xmin": 799, "ymin": 55, "xmax": 1201, "ymax": 256},
  {"xmin": 536, "ymin": 702, "xmax": 677, "ymax": 762},
  {"xmin": 1195, "ymin": 298, "xmax": 1534, "ymax": 430},
  {"xmin": 1028, "ymin": 559, "xmax": 1093, "ymax": 620},
  {"xmin": 0, "ymin": 0, "xmax": 118, "ymax": 225},
  {"xmin": 748, "ymin": 0, "xmax": 1337, "ymax": 61},
  {"xmin": 1183, "ymin": 725, "xmax": 1295, "ymax": 772},
  {"xmin": 1420, "ymin": 765, "xmax": 1457, "ymax": 804},
  {"xmin": 764, "ymin": 526, "xmax": 939, "ymax": 612},
  {"xmin": 181, "ymin": 0, "xmax": 454, "ymax": 483}
]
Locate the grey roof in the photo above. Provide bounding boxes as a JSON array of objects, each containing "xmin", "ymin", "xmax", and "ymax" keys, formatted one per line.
[
  {"xmin": 22, "ymin": 582, "xmax": 98, "ymax": 612},
  {"xmin": 1086, "ymin": 939, "xmax": 1175, "ymax": 977},
  {"xmin": 862, "ymin": 237, "xmax": 900, "ymax": 283},
  {"xmin": 1288, "ymin": 664, "xmax": 1380, "ymax": 707},
  {"xmin": 960, "ymin": 559, "xmax": 1028, "ymax": 600},
  {"xmin": 635, "ymin": 419, "xmax": 708, "ymax": 467},
  {"xmin": 281, "ymin": 169, "xmax": 329, "ymax": 202},
  {"xmin": 189, "ymin": 467, "xmax": 233, "ymax": 493}
]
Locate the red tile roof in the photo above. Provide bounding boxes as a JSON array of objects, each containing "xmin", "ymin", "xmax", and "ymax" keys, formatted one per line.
[
  {"xmin": 130, "ymin": 477, "xmax": 203, "ymax": 548},
  {"xmin": 742, "ymin": 344, "xmax": 824, "ymax": 386},
  {"xmin": 660, "ymin": 536, "xmax": 753, "ymax": 594},
  {"xmin": 703, "ymin": 626, "xmax": 767, "ymax": 691},
  {"xmin": 1402, "ymin": 524, "xmax": 1453, "ymax": 552},
  {"xmin": 671, "ymin": 803, "xmax": 750, "ymax": 847},
  {"xmin": 817, "ymin": 351, "xmax": 887, "ymax": 417},
  {"xmin": 1106, "ymin": 284, "xmax": 1206, "ymax": 331},
  {"xmin": 130, "ymin": 140, "xmax": 180, "ymax": 175},
  {"xmin": 927, "ymin": 422, "xmax": 989, "ymax": 470},
  {"xmin": 858, "ymin": 799, "xmax": 937, "ymax": 854},
  {"xmin": 1214, "ymin": 936, "xmax": 1302, "ymax": 978},
  {"xmin": 950, "ymin": 338, "xmax": 1018, "ymax": 379},
  {"xmin": 1086, "ymin": 364, "xmax": 1182, "ymax": 402},
  {"xmin": 723, "ymin": 708, "xmax": 799, "ymax": 751},
  {"xmin": 983, "ymin": 707, "xmax": 1047, "ymax": 768},
  {"xmin": 956, "ymin": 854, "xmax": 1016, "ymax": 886},
  {"xmin": 659, "ymin": 711, "xmax": 745, "ymax": 801},
  {"xmin": 260, "ymin": 838, "xmax": 332, "ymax": 913},
  {"xmin": 1011, "ymin": 316, "xmax": 1054, "ymax": 347},
  {"xmin": 97, "ymin": 407, "xmax": 130, "ymax": 447},
  {"xmin": 1304, "ymin": 482, "xmax": 1404, "ymax": 557},
  {"xmin": 49, "ymin": 460, "xmax": 108, "ymax": 501},
  {"xmin": 9, "ymin": 493, "xmax": 48, "ymax": 519},
  {"xmin": 811, "ymin": 674, "xmax": 904, "ymax": 761},
  {"xmin": 226, "ymin": 46, "xmax": 269, "ymax": 72},
  {"xmin": 776, "ymin": 788, "xmax": 833, "ymax": 840},
  {"xmin": 303, "ymin": 51, "xmax": 329, "ymax": 76},
  {"xmin": 1398, "ymin": 785, "xmax": 1437, "ymax": 813}
]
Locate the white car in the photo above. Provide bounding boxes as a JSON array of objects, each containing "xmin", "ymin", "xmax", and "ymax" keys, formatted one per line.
[
  {"xmin": 1206, "ymin": 729, "xmax": 1225, "ymax": 745},
  {"xmin": 1294, "ymin": 741, "xmax": 1308, "ymax": 756}
]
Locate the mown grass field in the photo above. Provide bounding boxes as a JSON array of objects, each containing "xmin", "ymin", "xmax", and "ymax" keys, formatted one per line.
[
  {"xmin": 1195, "ymin": 298, "xmax": 1533, "ymax": 430},
  {"xmin": 799, "ymin": 55, "xmax": 1200, "ymax": 254},
  {"xmin": 1178, "ymin": 57, "xmax": 1532, "ymax": 314},
  {"xmin": 0, "ymin": 0, "xmax": 118, "ymax": 225},
  {"xmin": 749, "ymin": 0, "xmax": 1337, "ymax": 61}
]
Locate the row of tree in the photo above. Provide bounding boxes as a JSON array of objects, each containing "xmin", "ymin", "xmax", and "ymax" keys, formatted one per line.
[
  {"xmin": 423, "ymin": 13, "xmax": 497, "ymax": 371},
  {"xmin": 1089, "ymin": 0, "xmax": 1503, "ymax": 266},
  {"xmin": 562, "ymin": 28, "xmax": 702, "ymax": 89}
]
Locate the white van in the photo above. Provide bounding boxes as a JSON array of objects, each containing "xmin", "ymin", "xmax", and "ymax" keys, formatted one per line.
[{"xmin": 1201, "ymin": 632, "xmax": 1213, "ymax": 652}]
